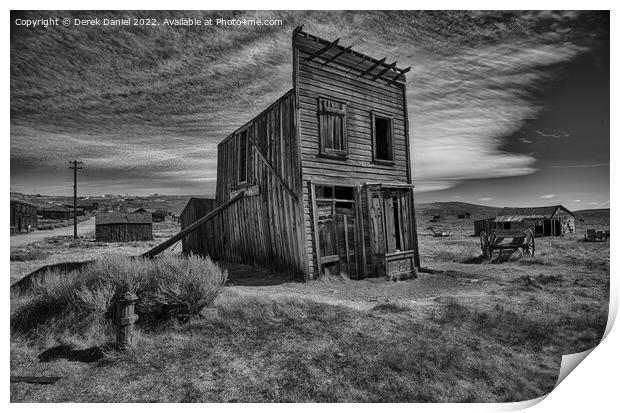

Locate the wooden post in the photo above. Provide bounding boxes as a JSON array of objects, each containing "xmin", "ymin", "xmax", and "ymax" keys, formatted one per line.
[{"xmin": 115, "ymin": 291, "xmax": 138, "ymax": 350}]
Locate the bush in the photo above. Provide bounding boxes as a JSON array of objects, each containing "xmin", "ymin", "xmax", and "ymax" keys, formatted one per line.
[{"xmin": 11, "ymin": 254, "xmax": 227, "ymax": 339}]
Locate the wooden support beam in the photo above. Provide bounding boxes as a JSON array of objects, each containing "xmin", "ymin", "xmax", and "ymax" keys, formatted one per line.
[
  {"xmin": 386, "ymin": 66, "xmax": 412, "ymax": 86},
  {"xmin": 249, "ymin": 138, "xmax": 299, "ymax": 202},
  {"xmin": 304, "ymin": 38, "xmax": 339, "ymax": 62},
  {"xmin": 322, "ymin": 45, "xmax": 352, "ymax": 66},
  {"xmin": 371, "ymin": 61, "xmax": 397, "ymax": 81},
  {"xmin": 358, "ymin": 57, "xmax": 386, "ymax": 77},
  {"xmin": 142, "ymin": 192, "xmax": 244, "ymax": 259}
]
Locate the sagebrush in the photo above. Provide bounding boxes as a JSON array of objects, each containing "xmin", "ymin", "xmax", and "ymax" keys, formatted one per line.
[{"xmin": 11, "ymin": 254, "xmax": 227, "ymax": 342}]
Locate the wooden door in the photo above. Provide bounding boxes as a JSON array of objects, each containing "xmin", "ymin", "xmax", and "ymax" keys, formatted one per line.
[{"xmin": 316, "ymin": 202, "xmax": 358, "ymax": 277}]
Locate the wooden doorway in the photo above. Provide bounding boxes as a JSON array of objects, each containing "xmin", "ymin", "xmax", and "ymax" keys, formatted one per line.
[
  {"xmin": 312, "ymin": 184, "xmax": 359, "ymax": 277},
  {"xmin": 367, "ymin": 185, "xmax": 417, "ymax": 278}
]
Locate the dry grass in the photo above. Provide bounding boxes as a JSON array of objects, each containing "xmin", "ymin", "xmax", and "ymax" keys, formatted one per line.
[{"xmin": 10, "ymin": 208, "xmax": 609, "ymax": 402}]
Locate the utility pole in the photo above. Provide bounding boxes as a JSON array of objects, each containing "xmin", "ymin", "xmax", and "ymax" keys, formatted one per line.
[{"xmin": 68, "ymin": 160, "xmax": 83, "ymax": 238}]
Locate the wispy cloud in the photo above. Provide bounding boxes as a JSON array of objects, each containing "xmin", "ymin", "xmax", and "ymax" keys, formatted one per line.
[
  {"xmin": 540, "ymin": 194, "xmax": 556, "ymax": 199},
  {"xmin": 478, "ymin": 197, "xmax": 494, "ymax": 202},
  {"xmin": 10, "ymin": 11, "xmax": 601, "ymax": 195}
]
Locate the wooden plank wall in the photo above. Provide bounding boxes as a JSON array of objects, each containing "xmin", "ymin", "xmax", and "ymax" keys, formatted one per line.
[
  {"xmin": 179, "ymin": 198, "xmax": 218, "ymax": 257},
  {"xmin": 294, "ymin": 32, "xmax": 412, "ymax": 278},
  {"xmin": 212, "ymin": 90, "xmax": 305, "ymax": 275},
  {"xmin": 95, "ymin": 224, "xmax": 153, "ymax": 242}
]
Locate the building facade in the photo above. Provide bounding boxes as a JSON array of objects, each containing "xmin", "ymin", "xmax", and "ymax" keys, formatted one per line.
[{"xmin": 182, "ymin": 28, "xmax": 420, "ymax": 280}]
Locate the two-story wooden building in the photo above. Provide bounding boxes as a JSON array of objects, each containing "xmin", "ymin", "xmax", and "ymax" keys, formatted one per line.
[{"xmin": 182, "ymin": 27, "xmax": 420, "ymax": 280}]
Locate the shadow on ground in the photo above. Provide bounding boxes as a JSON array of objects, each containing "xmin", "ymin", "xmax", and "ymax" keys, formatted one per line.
[
  {"xmin": 219, "ymin": 261, "xmax": 301, "ymax": 287},
  {"xmin": 38, "ymin": 344, "xmax": 114, "ymax": 363}
]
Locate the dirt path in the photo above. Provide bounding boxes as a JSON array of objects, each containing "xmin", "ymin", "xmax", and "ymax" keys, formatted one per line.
[{"xmin": 10, "ymin": 218, "xmax": 96, "ymax": 247}]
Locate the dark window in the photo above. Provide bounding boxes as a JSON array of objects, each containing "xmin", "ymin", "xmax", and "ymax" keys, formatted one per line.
[
  {"xmin": 372, "ymin": 112, "xmax": 394, "ymax": 162},
  {"xmin": 238, "ymin": 130, "xmax": 248, "ymax": 184},
  {"xmin": 504, "ymin": 222, "xmax": 511, "ymax": 229},
  {"xmin": 318, "ymin": 98, "xmax": 347, "ymax": 158}
]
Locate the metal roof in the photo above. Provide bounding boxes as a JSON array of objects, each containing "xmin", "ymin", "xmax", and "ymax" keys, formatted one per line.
[
  {"xmin": 494, "ymin": 205, "xmax": 574, "ymax": 222},
  {"xmin": 96, "ymin": 212, "xmax": 152, "ymax": 225}
]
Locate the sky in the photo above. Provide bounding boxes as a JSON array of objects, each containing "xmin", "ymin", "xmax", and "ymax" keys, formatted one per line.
[{"xmin": 10, "ymin": 10, "xmax": 610, "ymax": 210}]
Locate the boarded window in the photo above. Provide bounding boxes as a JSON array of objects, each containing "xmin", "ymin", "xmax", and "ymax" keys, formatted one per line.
[
  {"xmin": 372, "ymin": 112, "xmax": 394, "ymax": 162},
  {"xmin": 318, "ymin": 97, "xmax": 347, "ymax": 158},
  {"xmin": 238, "ymin": 130, "xmax": 248, "ymax": 184}
]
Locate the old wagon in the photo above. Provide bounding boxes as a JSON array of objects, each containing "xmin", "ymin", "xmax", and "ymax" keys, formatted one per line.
[{"xmin": 479, "ymin": 225, "xmax": 535, "ymax": 259}]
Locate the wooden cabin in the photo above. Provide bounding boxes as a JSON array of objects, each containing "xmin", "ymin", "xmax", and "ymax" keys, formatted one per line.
[
  {"xmin": 10, "ymin": 198, "xmax": 38, "ymax": 234},
  {"xmin": 474, "ymin": 205, "xmax": 575, "ymax": 237},
  {"xmin": 181, "ymin": 27, "xmax": 420, "ymax": 280},
  {"xmin": 95, "ymin": 212, "xmax": 153, "ymax": 242},
  {"xmin": 39, "ymin": 205, "xmax": 73, "ymax": 220}
]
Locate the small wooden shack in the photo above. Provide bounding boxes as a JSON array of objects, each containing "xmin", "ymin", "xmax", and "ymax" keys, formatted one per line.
[
  {"xmin": 474, "ymin": 205, "xmax": 575, "ymax": 237},
  {"xmin": 39, "ymin": 205, "xmax": 73, "ymax": 220},
  {"xmin": 10, "ymin": 198, "xmax": 38, "ymax": 233},
  {"xmin": 95, "ymin": 212, "xmax": 153, "ymax": 242},
  {"xmin": 181, "ymin": 27, "xmax": 420, "ymax": 280}
]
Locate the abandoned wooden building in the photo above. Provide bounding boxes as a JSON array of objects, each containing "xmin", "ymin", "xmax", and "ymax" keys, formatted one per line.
[
  {"xmin": 473, "ymin": 205, "xmax": 575, "ymax": 237},
  {"xmin": 181, "ymin": 27, "xmax": 420, "ymax": 280},
  {"xmin": 10, "ymin": 198, "xmax": 38, "ymax": 234},
  {"xmin": 95, "ymin": 212, "xmax": 153, "ymax": 242},
  {"xmin": 39, "ymin": 205, "xmax": 73, "ymax": 220}
]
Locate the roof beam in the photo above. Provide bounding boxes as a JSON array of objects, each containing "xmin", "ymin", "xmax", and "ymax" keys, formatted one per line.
[
  {"xmin": 304, "ymin": 38, "xmax": 340, "ymax": 62},
  {"xmin": 357, "ymin": 57, "xmax": 386, "ymax": 78},
  {"xmin": 386, "ymin": 66, "xmax": 412, "ymax": 86},
  {"xmin": 322, "ymin": 45, "xmax": 352, "ymax": 66},
  {"xmin": 371, "ymin": 61, "xmax": 398, "ymax": 81}
]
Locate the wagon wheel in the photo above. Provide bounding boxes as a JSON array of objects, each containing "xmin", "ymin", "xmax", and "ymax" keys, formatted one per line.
[
  {"xmin": 480, "ymin": 231, "xmax": 492, "ymax": 259},
  {"xmin": 521, "ymin": 229, "xmax": 535, "ymax": 256}
]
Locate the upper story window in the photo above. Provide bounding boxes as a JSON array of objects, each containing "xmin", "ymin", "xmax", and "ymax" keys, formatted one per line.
[
  {"xmin": 371, "ymin": 111, "xmax": 394, "ymax": 164},
  {"xmin": 317, "ymin": 97, "xmax": 347, "ymax": 158},
  {"xmin": 238, "ymin": 130, "xmax": 249, "ymax": 184}
]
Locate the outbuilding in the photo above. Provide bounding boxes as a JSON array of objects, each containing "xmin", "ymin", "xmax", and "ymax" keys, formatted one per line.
[
  {"xmin": 474, "ymin": 205, "xmax": 575, "ymax": 237},
  {"xmin": 95, "ymin": 212, "xmax": 153, "ymax": 242},
  {"xmin": 39, "ymin": 205, "xmax": 73, "ymax": 220},
  {"xmin": 10, "ymin": 198, "xmax": 38, "ymax": 234}
]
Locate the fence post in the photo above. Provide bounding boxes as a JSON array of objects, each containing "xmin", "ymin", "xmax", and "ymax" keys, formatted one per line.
[{"xmin": 115, "ymin": 291, "xmax": 138, "ymax": 350}]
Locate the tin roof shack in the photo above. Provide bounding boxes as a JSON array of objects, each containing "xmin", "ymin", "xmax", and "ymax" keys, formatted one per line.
[
  {"xmin": 495, "ymin": 205, "xmax": 575, "ymax": 237},
  {"xmin": 10, "ymin": 198, "xmax": 38, "ymax": 234},
  {"xmin": 181, "ymin": 28, "xmax": 420, "ymax": 280},
  {"xmin": 95, "ymin": 212, "xmax": 153, "ymax": 242},
  {"xmin": 39, "ymin": 205, "xmax": 74, "ymax": 220},
  {"xmin": 475, "ymin": 205, "xmax": 575, "ymax": 237}
]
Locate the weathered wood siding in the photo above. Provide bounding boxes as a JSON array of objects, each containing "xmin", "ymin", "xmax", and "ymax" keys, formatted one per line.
[
  {"xmin": 293, "ymin": 31, "xmax": 414, "ymax": 277},
  {"xmin": 179, "ymin": 198, "xmax": 218, "ymax": 257},
  {"xmin": 10, "ymin": 201, "xmax": 38, "ymax": 233},
  {"xmin": 95, "ymin": 224, "xmax": 153, "ymax": 242},
  {"xmin": 212, "ymin": 90, "xmax": 306, "ymax": 275}
]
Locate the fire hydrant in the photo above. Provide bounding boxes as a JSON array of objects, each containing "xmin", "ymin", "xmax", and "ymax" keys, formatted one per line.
[{"xmin": 114, "ymin": 291, "xmax": 139, "ymax": 350}]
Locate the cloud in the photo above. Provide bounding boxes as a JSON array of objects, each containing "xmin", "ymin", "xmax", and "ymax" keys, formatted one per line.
[
  {"xmin": 478, "ymin": 197, "xmax": 494, "ymax": 202},
  {"xmin": 574, "ymin": 199, "xmax": 581, "ymax": 202},
  {"xmin": 10, "ymin": 11, "xmax": 601, "ymax": 194},
  {"xmin": 535, "ymin": 129, "xmax": 570, "ymax": 139},
  {"xmin": 540, "ymin": 194, "xmax": 556, "ymax": 199}
]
